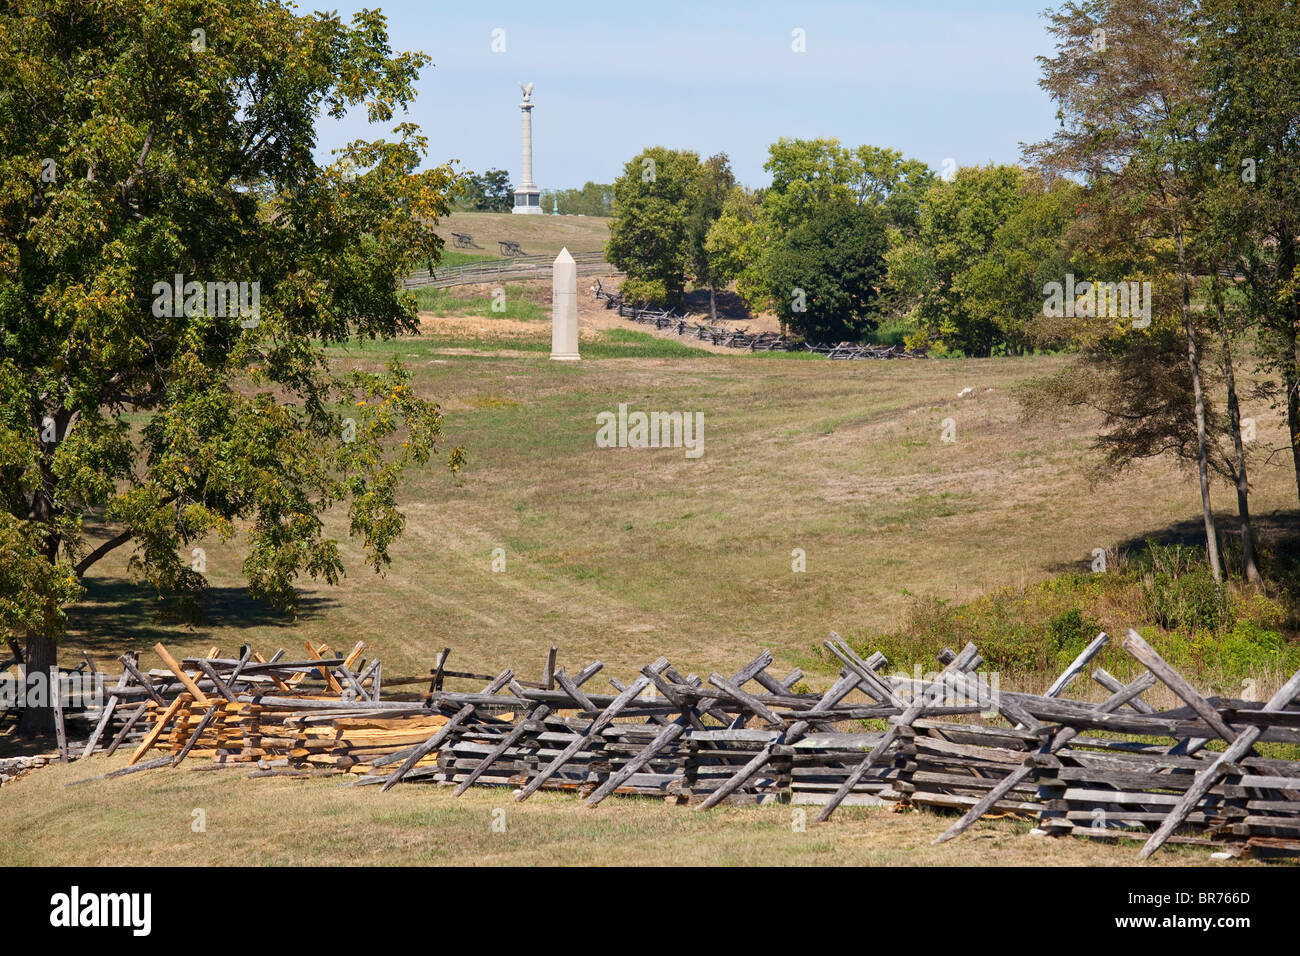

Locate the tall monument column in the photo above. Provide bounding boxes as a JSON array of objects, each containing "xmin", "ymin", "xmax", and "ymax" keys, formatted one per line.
[
  {"xmin": 513, "ymin": 83, "xmax": 542, "ymax": 215},
  {"xmin": 550, "ymin": 248, "xmax": 579, "ymax": 360}
]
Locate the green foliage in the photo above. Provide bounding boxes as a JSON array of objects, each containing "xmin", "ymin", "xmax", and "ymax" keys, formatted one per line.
[
  {"xmin": 1046, "ymin": 607, "xmax": 1098, "ymax": 663},
  {"xmin": 704, "ymin": 138, "xmax": 913, "ymax": 337},
  {"xmin": 853, "ymin": 542, "xmax": 1297, "ymax": 690},
  {"xmin": 541, "ymin": 182, "xmax": 613, "ymax": 217},
  {"xmin": 887, "ymin": 165, "xmax": 1040, "ymax": 356},
  {"xmin": 0, "ymin": 1, "xmax": 462, "ymax": 666},
  {"xmin": 618, "ymin": 278, "xmax": 670, "ymax": 307},
  {"xmin": 1133, "ymin": 541, "xmax": 1234, "ymax": 632},
  {"xmin": 960, "ymin": 178, "xmax": 1084, "ymax": 352},
  {"xmin": 455, "ymin": 169, "xmax": 513, "ymax": 212},
  {"xmin": 763, "ymin": 199, "xmax": 889, "ymax": 343},
  {"xmin": 606, "ymin": 147, "xmax": 702, "ymax": 305}
]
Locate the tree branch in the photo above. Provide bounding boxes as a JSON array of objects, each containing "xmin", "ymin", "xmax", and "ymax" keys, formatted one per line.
[{"xmin": 73, "ymin": 528, "xmax": 134, "ymax": 578}]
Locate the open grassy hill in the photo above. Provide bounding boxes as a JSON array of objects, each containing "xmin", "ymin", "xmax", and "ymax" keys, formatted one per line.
[
  {"xmin": 53, "ymin": 338, "xmax": 1299, "ymax": 688},
  {"xmin": 433, "ymin": 211, "xmax": 610, "ymax": 258},
  {"xmin": 7, "ymin": 323, "xmax": 1299, "ymax": 866}
]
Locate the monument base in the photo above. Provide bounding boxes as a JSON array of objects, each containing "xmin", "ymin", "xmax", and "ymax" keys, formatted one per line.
[
  {"xmin": 513, "ymin": 186, "xmax": 542, "ymax": 214},
  {"xmin": 549, "ymin": 352, "xmax": 580, "ymax": 361}
]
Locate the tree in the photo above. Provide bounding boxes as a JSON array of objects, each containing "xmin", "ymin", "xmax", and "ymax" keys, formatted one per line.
[
  {"xmin": 541, "ymin": 182, "xmax": 614, "ymax": 217},
  {"xmin": 0, "ymin": 0, "xmax": 462, "ymax": 734},
  {"xmin": 850, "ymin": 145, "xmax": 938, "ymax": 235},
  {"xmin": 710, "ymin": 138, "xmax": 933, "ymax": 331},
  {"xmin": 961, "ymin": 177, "xmax": 1083, "ymax": 354},
  {"xmin": 703, "ymin": 186, "xmax": 762, "ymax": 306},
  {"xmin": 456, "ymin": 169, "xmax": 512, "ymax": 212},
  {"xmin": 1026, "ymin": 0, "xmax": 1227, "ymax": 581},
  {"xmin": 606, "ymin": 147, "xmax": 701, "ymax": 305},
  {"xmin": 1018, "ymin": 326, "xmax": 1238, "ymax": 492},
  {"xmin": 886, "ymin": 165, "xmax": 1035, "ymax": 356},
  {"xmin": 762, "ymin": 199, "xmax": 888, "ymax": 343},
  {"xmin": 1197, "ymin": 0, "xmax": 1300, "ymax": 508},
  {"xmin": 760, "ymin": 138, "xmax": 859, "ymax": 234},
  {"xmin": 686, "ymin": 154, "xmax": 735, "ymax": 321}
]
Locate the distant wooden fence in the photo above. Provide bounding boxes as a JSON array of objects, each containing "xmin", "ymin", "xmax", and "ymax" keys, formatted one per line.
[
  {"xmin": 592, "ymin": 281, "xmax": 926, "ymax": 359},
  {"xmin": 403, "ymin": 251, "xmax": 616, "ymax": 289}
]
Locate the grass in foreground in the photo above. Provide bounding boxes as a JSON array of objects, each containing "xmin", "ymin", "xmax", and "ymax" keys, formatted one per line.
[{"xmin": 0, "ymin": 752, "xmax": 1250, "ymax": 867}]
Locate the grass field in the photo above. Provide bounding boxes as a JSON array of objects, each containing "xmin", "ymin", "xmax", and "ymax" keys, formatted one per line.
[
  {"xmin": 54, "ymin": 340, "xmax": 1297, "ymax": 685},
  {"xmin": 6, "ymin": 316, "xmax": 1299, "ymax": 865},
  {"xmin": 413, "ymin": 282, "xmax": 551, "ymax": 320},
  {"xmin": 0, "ymin": 751, "xmax": 1238, "ymax": 867},
  {"xmin": 433, "ymin": 211, "xmax": 610, "ymax": 257}
]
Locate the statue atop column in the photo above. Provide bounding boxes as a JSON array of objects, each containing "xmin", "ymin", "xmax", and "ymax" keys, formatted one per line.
[{"xmin": 512, "ymin": 83, "xmax": 541, "ymax": 214}]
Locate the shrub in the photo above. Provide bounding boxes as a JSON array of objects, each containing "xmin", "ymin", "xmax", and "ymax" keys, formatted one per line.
[
  {"xmin": 619, "ymin": 278, "xmax": 669, "ymax": 307},
  {"xmin": 1136, "ymin": 541, "xmax": 1233, "ymax": 633}
]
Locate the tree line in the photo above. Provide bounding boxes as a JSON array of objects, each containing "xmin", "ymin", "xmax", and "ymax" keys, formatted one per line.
[{"xmin": 605, "ymin": 0, "xmax": 1299, "ymax": 589}]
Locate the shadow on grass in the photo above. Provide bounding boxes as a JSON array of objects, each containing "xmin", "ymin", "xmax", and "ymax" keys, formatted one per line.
[
  {"xmin": 62, "ymin": 577, "xmax": 337, "ymax": 658},
  {"xmin": 1043, "ymin": 508, "xmax": 1300, "ymax": 577}
]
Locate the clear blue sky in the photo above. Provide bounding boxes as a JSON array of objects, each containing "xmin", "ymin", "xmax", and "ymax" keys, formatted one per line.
[{"xmin": 316, "ymin": 0, "xmax": 1063, "ymax": 190}]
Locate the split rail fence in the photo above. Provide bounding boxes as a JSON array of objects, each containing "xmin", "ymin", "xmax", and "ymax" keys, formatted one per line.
[
  {"xmin": 403, "ymin": 251, "xmax": 614, "ymax": 289},
  {"xmin": 593, "ymin": 280, "xmax": 927, "ymax": 359},
  {"xmin": 42, "ymin": 630, "xmax": 1300, "ymax": 860}
]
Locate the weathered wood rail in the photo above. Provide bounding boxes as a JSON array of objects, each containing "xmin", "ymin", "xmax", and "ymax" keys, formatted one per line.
[
  {"xmin": 402, "ymin": 251, "xmax": 615, "ymax": 289},
  {"xmin": 50, "ymin": 630, "xmax": 1300, "ymax": 860},
  {"xmin": 592, "ymin": 280, "xmax": 926, "ymax": 359}
]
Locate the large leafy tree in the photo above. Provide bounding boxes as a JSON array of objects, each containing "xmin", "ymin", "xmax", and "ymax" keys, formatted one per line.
[
  {"xmin": 763, "ymin": 198, "xmax": 888, "ymax": 343},
  {"xmin": 708, "ymin": 138, "xmax": 931, "ymax": 333},
  {"xmin": 849, "ymin": 145, "xmax": 937, "ymax": 236},
  {"xmin": 685, "ymin": 153, "xmax": 735, "ymax": 322},
  {"xmin": 606, "ymin": 147, "xmax": 700, "ymax": 305},
  {"xmin": 1025, "ymin": 0, "xmax": 1249, "ymax": 582},
  {"xmin": 456, "ymin": 169, "xmax": 513, "ymax": 213},
  {"xmin": 886, "ymin": 165, "xmax": 1034, "ymax": 356},
  {"xmin": 0, "ymin": 0, "xmax": 461, "ymax": 733},
  {"xmin": 960, "ymin": 177, "xmax": 1083, "ymax": 354},
  {"xmin": 1197, "ymin": 0, "xmax": 1300, "ymax": 508}
]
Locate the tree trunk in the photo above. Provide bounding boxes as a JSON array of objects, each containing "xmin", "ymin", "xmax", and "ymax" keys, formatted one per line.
[
  {"xmin": 1215, "ymin": 288, "xmax": 1262, "ymax": 585},
  {"xmin": 1287, "ymin": 324, "xmax": 1300, "ymax": 506},
  {"xmin": 17, "ymin": 630, "xmax": 57, "ymax": 737},
  {"xmin": 1276, "ymin": 225, "xmax": 1300, "ymax": 505},
  {"xmin": 1179, "ymin": 227, "xmax": 1222, "ymax": 582},
  {"xmin": 708, "ymin": 281, "xmax": 717, "ymax": 323}
]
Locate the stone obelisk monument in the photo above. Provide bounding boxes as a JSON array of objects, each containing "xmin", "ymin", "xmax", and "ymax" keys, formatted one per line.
[
  {"xmin": 512, "ymin": 83, "xmax": 541, "ymax": 214},
  {"xmin": 550, "ymin": 248, "xmax": 579, "ymax": 360}
]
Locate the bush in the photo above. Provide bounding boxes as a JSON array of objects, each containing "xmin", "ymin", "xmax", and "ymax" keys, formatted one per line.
[
  {"xmin": 1046, "ymin": 607, "xmax": 1101, "ymax": 664},
  {"xmin": 847, "ymin": 553, "xmax": 1296, "ymax": 690},
  {"xmin": 619, "ymin": 279, "xmax": 669, "ymax": 307},
  {"xmin": 1136, "ymin": 541, "xmax": 1233, "ymax": 633}
]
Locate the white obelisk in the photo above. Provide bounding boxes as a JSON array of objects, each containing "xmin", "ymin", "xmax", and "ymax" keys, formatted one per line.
[
  {"xmin": 513, "ymin": 83, "xmax": 541, "ymax": 214},
  {"xmin": 551, "ymin": 248, "xmax": 579, "ymax": 360}
]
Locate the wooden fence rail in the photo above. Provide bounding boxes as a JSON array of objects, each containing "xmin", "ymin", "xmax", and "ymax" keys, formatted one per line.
[
  {"xmin": 46, "ymin": 630, "xmax": 1300, "ymax": 860},
  {"xmin": 592, "ymin": 280, "xmax": 927, "ymax": 360}
]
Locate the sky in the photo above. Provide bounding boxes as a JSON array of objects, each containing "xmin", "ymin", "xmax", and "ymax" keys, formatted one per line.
[{"xmin": 315, "ymin": 0, "xmax": 1065, "ymax": 191}]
